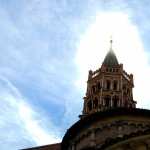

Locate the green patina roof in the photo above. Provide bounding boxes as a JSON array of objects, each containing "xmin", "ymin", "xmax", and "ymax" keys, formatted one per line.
[{"xmin": 103, "ymin": 49, "xmax": 119, "ymax": 66}]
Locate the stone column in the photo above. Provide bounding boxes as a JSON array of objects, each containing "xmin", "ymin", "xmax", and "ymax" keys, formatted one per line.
[
  {"xmin": 101, "ymin": 76, "xmax": 104, "ymax": 110},
  {"xmin": 92, "ymin": 100, "xmax": 93, "ymax": 111},
  {"xmin": 90, "ymin": 130, "xmax": 96, "ymax": 147},
  {"xmin": 121, "ymin": 76, "xmax": 123, "ymax": 107},
  {"xmin": 145, "ymin": 140, "xmax": 150, "ymax": 150},
  {"xmin": 111, "ymin": 80, "xmax": 113, "ymax": 90},
  {"xmin": 71, "ymin": 142, "xmax": 75, "ymax": 150},
  {"xmin": 111, "ymin": 95, "xmax": 113, "ymax": 107},
  {"xmin": 118, "ymin": 97, "xmax": 120, "ymax": 107},
  {"xmin": 85, "ymin": 101, "xmax": 88, "ymax": 113}
]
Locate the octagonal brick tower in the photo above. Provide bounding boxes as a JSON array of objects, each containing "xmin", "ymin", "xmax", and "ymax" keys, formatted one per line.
[{"xmin": 82, "ymin": 40, "xmax": 136, "ymax": 117}]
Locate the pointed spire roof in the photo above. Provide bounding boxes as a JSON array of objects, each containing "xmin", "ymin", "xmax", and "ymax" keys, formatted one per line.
[{"xmin": 102, "ymin": 39, "xmax": 119, "ymax": 67}]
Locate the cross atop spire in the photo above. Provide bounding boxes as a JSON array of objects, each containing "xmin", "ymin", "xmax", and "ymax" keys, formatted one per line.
[
  {"xmin": 102, "ymin": 37, "xmax": 118, "ymax": 67},
  {"xmin": 110, "ymin": 36, "xmax": 113, "ymax": 50}
]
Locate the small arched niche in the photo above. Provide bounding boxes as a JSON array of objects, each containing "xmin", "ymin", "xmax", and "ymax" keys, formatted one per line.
[
  {"xmin": 104, "ymin": 95, "xmax": 111, "ymax": 107},
  {"xmin": 113, "ymin": 95, "xmax": 119, "ymax": 107}
]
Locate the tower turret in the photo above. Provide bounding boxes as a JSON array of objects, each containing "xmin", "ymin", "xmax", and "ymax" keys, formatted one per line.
[{"xmin": 81, "ymin": 40, "xmax": 136, "ymax": 117}]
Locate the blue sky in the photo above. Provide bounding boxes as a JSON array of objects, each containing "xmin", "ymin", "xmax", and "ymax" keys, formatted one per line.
[{"xmin": 1, "ymin": 0, "xmax": 150, "ymax": 149}]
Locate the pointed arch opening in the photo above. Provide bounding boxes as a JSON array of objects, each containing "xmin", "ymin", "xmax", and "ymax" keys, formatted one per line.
[
  {"xmin": 113, "ymin": 80, "xmax": 118, "ymax": 90},
  {"xmin": 113, "ymin": 95, "xmax": 119, "ymax": 107},
  {"xmin": 104, "ymin": 95, "xmax": 111, "ymax": 107},
  {"xmin": 87, "ymin": 100, "xmax": 92, "ymax": 111},
  {"xmin": 97, "ymin": 82, "xmax": 101, "ymax": 90},
  {"xmin": 106, "ymin": 80, "xmax": 111, "ymax": 90},
  {"xmin": 93, "ymin": 97, "xmax": 98, "ymax": 109}
]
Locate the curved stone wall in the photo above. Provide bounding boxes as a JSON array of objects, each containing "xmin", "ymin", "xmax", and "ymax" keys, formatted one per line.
[{"xmin": 62, "ymin": 108, "xmax": 150, "ymax": 150}]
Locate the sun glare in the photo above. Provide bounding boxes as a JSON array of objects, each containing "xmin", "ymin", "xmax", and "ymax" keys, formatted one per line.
[{"xmin": 75, "ymin": 12, "xmax": 150, "ymax": 109}]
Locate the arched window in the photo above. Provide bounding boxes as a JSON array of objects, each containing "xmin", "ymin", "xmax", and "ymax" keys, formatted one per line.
[
  {"xmin": 106, "ymin": 80, "xmax": 111, "ymax": 90},
  {"xmin": 97, "ymin": 82, "xmax": 101, "ymax": 90},
  {"xmin": 105, "ymin": 96, "xmax": 111, "ymax": 107},
  {"xmin": 93, "ymin": 98, "xmax": 98, "ymax": 109},
  {"xmin": 127, "ymin": 88, "xmax": 130, "ymax": 95},
  {"xmin": 123, "ymin": 84, "xmax": 126, "ymax": 90},
  {"xmin": 87, "ymin": 100, "xmax": 92, "ymax": 111},
  {"xmin": 125, "ymin": 101, "xmax": 128, "ymax": 107},
  {"xmin": 113, "ymin": 80, "xmax": 118, "ymax": 90},
  {"xmin": 92, "ymin": 86, "xmax": 95, "ymax": 93},
  {"xmin": 113, "ymin": 96, "xmax": 119, "ymax": 107}
]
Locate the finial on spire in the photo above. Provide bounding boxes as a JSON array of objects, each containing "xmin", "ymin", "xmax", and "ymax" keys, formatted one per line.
[{"xmin": 110, "ymin": 36, "xmax": 113, "ymax": 50}]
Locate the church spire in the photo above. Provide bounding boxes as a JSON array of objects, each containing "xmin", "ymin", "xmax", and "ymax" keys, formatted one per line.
[
  {"xmin": 102, "ymin": 39, "xmax": 119, "ymax": 67},
  {"xmin": 81, "ymin": 40, "xmax": 136, "ymax": 117}
]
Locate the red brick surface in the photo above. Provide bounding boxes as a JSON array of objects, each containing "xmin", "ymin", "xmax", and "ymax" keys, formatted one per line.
[{"xmin": 23, "ymin": 143, "xmax": 61, "ymax": 150}]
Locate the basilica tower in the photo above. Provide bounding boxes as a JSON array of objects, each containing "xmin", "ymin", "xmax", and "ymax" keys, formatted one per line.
[
  {"xmin": 62, "ymin": 40, "xmax": 150, "ymax": 150},
  {"xmin": 25, "ymin": 39, "xmax": 150, "ymax": 150},
  {"xmin": 82, "ymin": 40, "xmax": 136, "ymax": 117}
]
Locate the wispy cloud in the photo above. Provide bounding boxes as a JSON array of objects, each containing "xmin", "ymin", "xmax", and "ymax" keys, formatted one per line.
[
  {"xmin": 0, "ymin": 1, "xmax": 79, "ymax": 149},
  {"xmin": 0, "ymin": 76, "xmax": 61, "ymax": 149}
]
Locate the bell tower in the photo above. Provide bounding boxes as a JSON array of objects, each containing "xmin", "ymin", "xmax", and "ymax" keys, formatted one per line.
[{"xmin": 82, "ymin": 40, "xmax": 136, "ymax": 117}]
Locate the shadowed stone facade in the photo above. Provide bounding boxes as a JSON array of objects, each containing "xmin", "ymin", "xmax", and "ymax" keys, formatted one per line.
[{"xmin": 62, "ymin": 108, "xmax": 150, "ymax": 150}]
